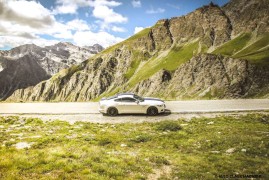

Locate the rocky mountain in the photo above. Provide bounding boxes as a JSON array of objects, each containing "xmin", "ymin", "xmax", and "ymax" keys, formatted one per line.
[
  {"xmin": 6, "ymin": 0, "xmax": 269, "ymax": 102},
  {"xmin": 0, "ymin": 43, "xmax": 103, "ymax": 100}
]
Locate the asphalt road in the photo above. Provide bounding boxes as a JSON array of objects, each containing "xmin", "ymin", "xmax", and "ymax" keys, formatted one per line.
[{"xmin": 1, "ymin": 99, "xmax": 269, "ymax": 114}]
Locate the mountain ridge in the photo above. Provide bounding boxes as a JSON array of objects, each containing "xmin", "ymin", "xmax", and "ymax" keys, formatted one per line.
[
  {"xmin": 5, "ymin": 0, "xmax": 269, "ymax": 102},
  {"xmin": 0, "ymin": 43, "xmax": 104, "ymax": 100}
]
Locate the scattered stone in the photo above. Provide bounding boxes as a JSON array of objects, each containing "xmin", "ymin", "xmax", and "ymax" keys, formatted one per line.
[
  {"xmin": 211, "ymin": 151, "xmax": 220, "ymax": 154},
  {"xmin": 10, "ymin": 133, "xmax": 23, "ymax": 137},
  {"xmin": 226, "ymin": 148, "xmax": 236, "ymax": 154},
  {"xmin": 0, "ymin": 125, "xmax": 4, "ymax": 128},
  {"xmin": 180, "ymin": 124, "xmax": 188, "ymax": 126},
  {"xmin": 207, "ymin": 121, "xmax": 214, "ymax": 125},
  {"xmin": 120, "ymin": 144, "xmax": 127, "ymax": 147},
  {"xmin": 47, "ymin": 130, "xmax": 54, "ymax": 134},
  {"xmin": 15, "ymin": 142, "xmax": 32, "ymax": 149},
  {"xmin": 66, "ymin": 134, "xmax": 77, "ymax": 139},
  {"xmin": 241, "ymin": 149, "xmax": 247, "ymax": 152}
]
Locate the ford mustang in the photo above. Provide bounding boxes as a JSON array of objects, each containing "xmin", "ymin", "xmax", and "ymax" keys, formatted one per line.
[{"xmin": 99, "ymin": 93, "xmax": 166, "ymax": 116}]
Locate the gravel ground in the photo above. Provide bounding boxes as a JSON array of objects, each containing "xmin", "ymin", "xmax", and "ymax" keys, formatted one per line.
[{"xmin": 2, "ymin": 111, "xmax": 268, "ymax": 124}]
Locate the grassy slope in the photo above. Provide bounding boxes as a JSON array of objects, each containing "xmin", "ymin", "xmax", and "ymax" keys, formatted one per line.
[
  {"xmin": 127, "ymin": 40, "xmax": 200, "ymax": 87},
  {"xmin": 0, "ymin": 114, "xmax": 268, "ymax": 179},
  {"xmin": 213, "ymin": 32, "xmax": 269, "ymax": 64}
]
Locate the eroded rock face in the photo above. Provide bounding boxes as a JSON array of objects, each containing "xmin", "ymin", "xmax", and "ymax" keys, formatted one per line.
[
  {"xmin": 223, "ymin": 0, "xmax": 269, "ymax": 37},
  {"xmin": 8, "ymin": 54, "xmax": 269, "ymax": 101},
  {"xmin": 132, "ymin": 54, "xmax": 269, "ymax": 99},
  {"xmin": 0, "ymin": 54, "xmax": 50, "ymax": 100},
  {"xmin": 7, "ymin": 47, "xmax": 132, "ymax": 102},
  {"xmin": 169, "ymin": 3, "xmax": 232, "ymax": 47}
]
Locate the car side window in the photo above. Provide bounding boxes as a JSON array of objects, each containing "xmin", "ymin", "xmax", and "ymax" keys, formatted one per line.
[
  {"xmin": 114, "ymin": 98, "xmax": 122, "ymax": 102},
  {"xmin": 121, "ymin": 97, "xmax": 136, "ymax": 102}
]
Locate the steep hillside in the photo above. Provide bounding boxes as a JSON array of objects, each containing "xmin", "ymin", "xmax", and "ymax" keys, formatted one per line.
[
  {"xmin": 6, "ymin": 0, "xmax": 269, "ymax": 102},
  {"xmin": 0, "ymin": 43, "xmax": 103, "ymax": 100}
]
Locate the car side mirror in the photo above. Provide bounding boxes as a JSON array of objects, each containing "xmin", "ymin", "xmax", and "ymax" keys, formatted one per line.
[{"xmin": 135, "ymin": 100, "xmax": 139, "ymax": 104}]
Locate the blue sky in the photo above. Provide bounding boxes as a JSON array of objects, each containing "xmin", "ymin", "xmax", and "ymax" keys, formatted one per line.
[{"xmin": 0, "ymin": 0, "xmax": 229, "ymax": 50}]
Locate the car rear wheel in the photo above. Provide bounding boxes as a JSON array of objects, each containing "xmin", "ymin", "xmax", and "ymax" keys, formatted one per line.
[
  {"xmin": 147, "ymin": 107, "xmax": 158, "ymax": 116},
  {"xmin": 107, "ymin": 107, "xmax": 118, "ymax": 116}
]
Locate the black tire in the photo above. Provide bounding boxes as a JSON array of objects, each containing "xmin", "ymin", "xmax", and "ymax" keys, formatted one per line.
[
  {"xmin": 147, "ymin": 107, "xmax": 158, "ymax": 116},
  {"xmin": 107, "ymin": 107, "xmax": 118, "ymax": 116}
]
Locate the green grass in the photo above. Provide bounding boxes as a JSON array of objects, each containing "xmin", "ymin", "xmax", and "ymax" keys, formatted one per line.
[
  {"xmin": 213, "ymin": 33, "xmax": 252, "ymax": 56},
  {"xmin": 127, "ymin": 40, "xmax": 200, "ymax": 87},
  {"xmin": 0, "ymin": 114, "xmax": 268, "ymax": 179},
  {"xmin": 213, "ymin": 32, "xmax": 269, "ymax": 65},
  {"xmin": 233, "ymin": 33, "xmax": 269, "ymax": 58},
  {"xmin": 125, "ymin": 28, "xmax": 151, "ymax": 42}
]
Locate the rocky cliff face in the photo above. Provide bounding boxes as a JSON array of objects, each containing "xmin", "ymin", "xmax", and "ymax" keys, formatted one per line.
[
  {"xmin": 223, "ymin": 0, "xmax": 269, "ymax": 36},
  {"xmin": 0, "ymin": 43, "xmax": 103, "ymax": 100},
  {"xmin": 0, "ymin": 54, "xmax": 50, "ymax": 100},
  {"xmin": 132, "ymin": 54, "xmax": 269, "ymax": 99},
  {"xmin": 7, "ymin": 53, "xmax": 269, "ymax": 102},
  {"xmin": 6, "ymin": 0, "xmax": 269, "ymax": 102}
]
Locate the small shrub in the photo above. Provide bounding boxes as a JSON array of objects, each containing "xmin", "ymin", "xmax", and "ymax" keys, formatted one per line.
[
  {"xmin": 98, "ymin": 138, "xmax": 112, "ymax": 146},
  {"xmin": 130, "ymin": 134, "xmax": 151, "ymax": 143},
  {"xmin": 2, "ymin": 116, "xmax": 19, "ymax": 124},
  {"xmin": 155, "ymin": 121, "xmax": 182, "ymax": 132},
  {"xmin": 25, "ymin": 118, "xmax": 43, "ymax": 125},
  {"xmin": 149, "ymin": 156, "xmax": 170, "ymax": 165}
]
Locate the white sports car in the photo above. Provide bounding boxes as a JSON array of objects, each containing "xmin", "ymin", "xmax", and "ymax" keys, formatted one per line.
[{"xmin": 99, "ymin": 93, "xmax": 166, "ymax": 116}]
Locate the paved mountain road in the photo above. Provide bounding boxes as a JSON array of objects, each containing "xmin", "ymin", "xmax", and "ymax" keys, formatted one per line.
[
  {"xmin": 0, "ymin": 99, "xmax": 268, "ymax": 123},
  {"xmin": 0, "ymin": 99, "xmax": 269, "ymax": 114}
]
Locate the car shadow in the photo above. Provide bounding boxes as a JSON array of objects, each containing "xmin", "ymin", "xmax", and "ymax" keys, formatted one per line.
[{"xmin": 103, "ymin": 109, "xmax": 172, "ymax": 117}]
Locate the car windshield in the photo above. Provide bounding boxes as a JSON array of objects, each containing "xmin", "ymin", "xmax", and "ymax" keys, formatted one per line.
[{"xmin": 134, "ymin": 94, "xmax": 144, "ymax": 102}]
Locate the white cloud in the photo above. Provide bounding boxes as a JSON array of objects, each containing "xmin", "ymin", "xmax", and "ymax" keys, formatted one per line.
[
  {"xmin": 0, "ymin": 0, "xmax": 126, "ymax": 49},
  {"xmin": 73, "ymin": 31, "xmax": 124, "ymax": 48},
  {"xmin": 0, "ymin": 36, "xmax": 58, "ymax": 49},
  {"xmin": 134, "ymin": 27, "xmax": 145, "ymax": 34},
  {"xmin": 93, "ymin": 5, "xmax": 127, "ymax": 24},
  {"xmin": 132, "ymin": 0, "xmax": 141, "ymax": 8},
  {"xmin": 88, "ymin": 0, "xmax": 122, "ymax": 7},
  {"xmin": 52, "ymin": 0, "xmax": 90, "ymax": 14},
  {"xmin": 66, "ymin": 19, "xmax": 90, "ymax": 31},
  {"xmin": 146, "ymin": 7, "xmax": 165, "ymax": 14},
  {"xmin": 112, "ymin": 26, "xmax": 126, "ymax": 32},
  {"xmin": 53, "ymin": 3, "xmax": 78, "ymax": 14},
  {"xmin": 0, "ymin": 0, "xmax": 55, "ymax": 28}
]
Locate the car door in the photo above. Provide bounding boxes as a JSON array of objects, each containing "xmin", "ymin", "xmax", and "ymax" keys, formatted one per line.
[{"xmin": 119, "ymin": 97, "xmax": 140, "ymax": 113}]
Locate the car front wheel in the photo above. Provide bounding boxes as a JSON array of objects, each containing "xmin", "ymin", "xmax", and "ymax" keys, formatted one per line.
[
  {"xmin": 107, "ymin": 107, "xmax": 118, "ymax": 116},
  {"xmin": 147, "ymin": 107, "xmax": 158, "ymax": 116}
]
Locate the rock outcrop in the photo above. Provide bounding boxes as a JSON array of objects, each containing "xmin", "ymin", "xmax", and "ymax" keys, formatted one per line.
[
  {"xmin": 223, "ymin": 0, "xmax": 269, "ymax": 36},
  {"xmin": 132, "ymin": 54, "xmax": 269, "ymax": 99}
]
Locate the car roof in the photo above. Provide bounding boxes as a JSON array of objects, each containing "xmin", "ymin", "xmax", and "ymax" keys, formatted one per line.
[
  {"xmin": 106, "ymin": 93, "xmax": 135, "ymax": 100},
  {"xmin": 117, "ymin": 93, "xmax": 135, "ymax": 96},
  {"xmin": 117, "ymin": 93, "xmax": 135, "ymax": 98}
]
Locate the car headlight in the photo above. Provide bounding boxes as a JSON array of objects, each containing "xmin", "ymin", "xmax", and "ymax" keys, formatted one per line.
[{"xmin": 157, "ymin": 104, "xmax": 164, "ymax": 107}]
